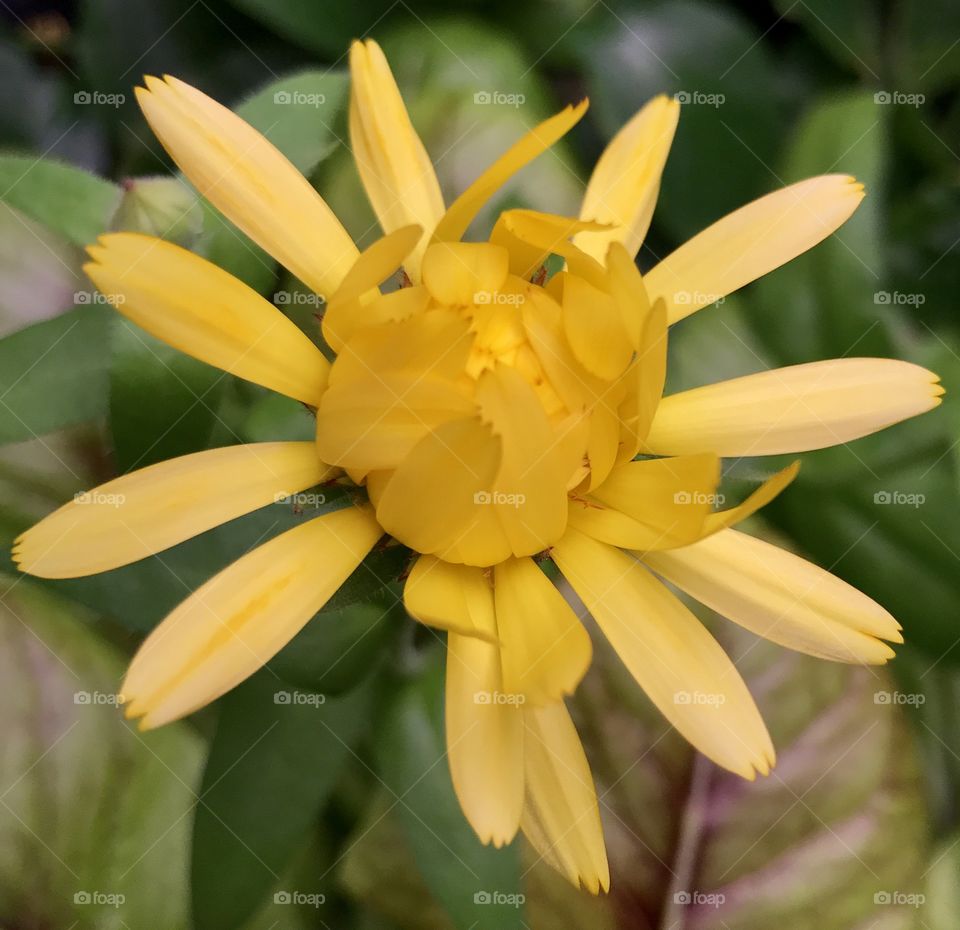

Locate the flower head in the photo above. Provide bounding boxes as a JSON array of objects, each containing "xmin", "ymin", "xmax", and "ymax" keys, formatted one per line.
[{"xmin": 13, "ymin": 38, "xmax": 942, "ymax": 893}]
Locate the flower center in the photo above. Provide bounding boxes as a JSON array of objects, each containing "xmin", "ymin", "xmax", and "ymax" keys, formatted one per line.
[{"xmin": 314, "ymin": 213, "xmax": 649, "ymax": 566}]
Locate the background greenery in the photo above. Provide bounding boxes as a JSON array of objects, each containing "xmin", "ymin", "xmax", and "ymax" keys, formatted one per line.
[{"xmin": 0, "ymin": 0, "xmax": 958, "ymax": 927}]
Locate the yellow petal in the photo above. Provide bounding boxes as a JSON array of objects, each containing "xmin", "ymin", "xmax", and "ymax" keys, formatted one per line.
[
  {"xmin": 700, "ymin": 460, "xmax": 800, "ymax": 537},
  {"xmin": 562, "ymin": 273, "xmax": 634, "ymax": 381},
  {"xmin": 374, "ymin": 416, "xmax": 503, "ymax": 557},
  {"xmin": 604, "ymin": 241, "xmax": 651, "ymax": 349},
  {"xmin": 646, "ymin": 175, "xmax": 865, "ymax": 323},
  {"xmin": 522, "ymin": 287, "xmax": 601, "ymax": 415},
  {"xmin": 491, "ymin": 210, "xmax": 606, "ymax": 281},
  {"xmin": 644, "ymin": 528, "xmax": 903, "ymax": 664},
  {"xmin": 446, "ymin": 632, "xmax": 523, "ymax": 847},
  {"xmin": 644, "ymin": 359, "xmax": 943, "ymax": 457},
  {"xmin": 475, "ymin": 365, "xmax": 575, "ymax": 557},
  {"xmin": 616, "ymin": 297, "xmax": 668, "ymax": 461},
  {"xmin": 433, "ymin": 101, "xmax": 589, "ymax": 243},
  {"xmin": 316, "ymin": 314, "xmax": 475, "ymax": 471},
  {"xmin": 498, "ymin": 210, "xmax": 607, "ymax": 286},
  {"xmin": 569, "ymin": 454, "xmax": 720, "ymax": 550},
  {"xmin": 122, "ymin": 504, "xmax": 382, "ymax": 728},
  {"xmin": 137, "ymin": 75, "xmax": 357, "ymax": 298},
  {"xmin": 494, "ymin": 557, "xmax": 591, "ymax": 704},
  {"xmin": 14, "ymin": 443, "xmax": 331, "ymax": 578},
  {"xmin": 421, "ymin": 241, "xmax": 509, "ymax": 307},
  {"xmin": 85, "ymin": 233, "xmax": 329, "ymax": 405},
  {"xmin": 404, "ymin": 555, "xmax": 497, "ymax": 641},
  {"xmin": 584, "ymin": 398, "xmax": 621, "ymax": 491},
  {"xmin": 521, "ymin": 701, "xmax": 609, "ymax": 894},
  {"xmin": 553, "ymin": 528, "xmax": 774, "ymax": 779},
  {"xmin": 322, "ymin": 225, "xmax": 423, "ymax": 351},
  {"xmin": 575, "ymin": 94, "xmax": 680, "ymax": 262},
  {"xmin": 349, "ymin": 39, "xmax": 444, "ymax": 279}
]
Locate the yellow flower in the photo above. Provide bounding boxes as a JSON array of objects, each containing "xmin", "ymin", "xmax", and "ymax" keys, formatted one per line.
[{"xmin": 13, "ymin": 39, "xmax": 942, "ymax": 894}]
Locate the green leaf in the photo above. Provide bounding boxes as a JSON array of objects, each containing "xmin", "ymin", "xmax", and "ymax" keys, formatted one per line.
[
  {"xmin": 0, "ymin": 155, "xmax": 120, "ymax": 246},
  {"xmin": 767, "ymin": 446, "xmax": 960, "ymax": 663},
  {"xmin": 772, "ymin": 0, "xmax": 883, "ymax": 79},
  {"xmin": 748, "ymin": 91, "xmax": 895, "ymax": 365},
  {"xmin": 376, "ymin": 658, "xmax": 525, "ymax": 930},
  {"xmin": 0, "ymin": 579, "xmax": 203, "ymax": 929},
  {"xmin": 191, "ymin": 670, "xmax": 376, "ymax": 930},
  {"xmin": 111, "ymin": 175, "xmax": 204, "ymax": 246},
  {"xmin": 573, "ymin": 617, "xmax": 927, "ymax": 929},
  {"xmin": 892, "ymin": 0, "xmax": 960, "ymax": 94},
  {"xmin": 195, "ymin": 71, "xmax": 349, "ymax": 293},
  {"xmin": 109, "ymin": 318, "xmax": 227, "ymax": 472},
  {"xmin": 0, "ymin": 202, "xmax": 86, "ymax": 334},
  {"xmin": 269, "ymin": 596, "xmax": 403, "ymax": 694},
  {"xmin": 340, "ymin": 791, "xmax": 617, "ymax": 930},
  {"xmin": 222, "ymin": 0, "xmax": 376, "ymax": 56},
  {"xmin": 0, "ymin": 305, "xmax": 111, "ymax": 445}
]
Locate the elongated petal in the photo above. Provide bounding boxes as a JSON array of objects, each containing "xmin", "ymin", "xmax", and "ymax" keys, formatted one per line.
[
  {"xmin": 85, "ymin": 233, "xmax": 329, "ymax": 405},
  {"xmin": 374, "ymin": 416, "xmax": 503, "ymax": 556},
  {"xmin": 404, "ymin": 555, "xmax": 497, "ymax": 641},
  {"xmin": 644, "ymin": 359, "xmax": 943, "ymax": 457},
  {"xmin": 575, "ymin": 94, "xmax": 679, "ymax": 262},
  {"xmin": 645, "ymin": 175, "xmax": 865, "ymax": 323},
  {"xmin": 521, "ymin": 701, "xmax": 609, "ymax": 894},
  {"xmin": 569, "ymin": 454, "xmax": 720, "ymax": 550},
  {"xmin": 14, "ymin": 443, "xmax": 331, "ymax": 578},
  {"xmin": 446, "ymin": 632, "xmax": 523, "ymax": 847},
  {"xmin": 553, "ymin": 528, "xmax": 774, "ymax": 779},
  {"xmin": 494, "ymin": 557, "xmax": 591, "ymax": 704},
  {"xmin": 122, "ymin": 505, "xmax": 382, "ymax": 728},
  {"xmin": 433, "ymin": 102, "xmax": 589, "ymax": 243},
  {"xmin": 700, "ymin": 461, "xmax": 800, "ymax": 537},
  {"xmin": 349, "ymin": 39, "xmax": 444, "ymax": 279},
  {"xmin": 322, "ymin": 225, "xmax": 423, "ymax": 351},
  {"xmin": 644, "ymin": 528, "xmax": 902, "ymax": 664},
  {"xmin": 137, "ymin": 75, "xmax": 357, "ymax": 298}
]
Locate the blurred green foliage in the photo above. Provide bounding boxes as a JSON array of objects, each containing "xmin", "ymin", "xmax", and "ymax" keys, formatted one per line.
[{"xmin": 0, "ymin": 0, "xmax": 958, "ymax": 928}]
